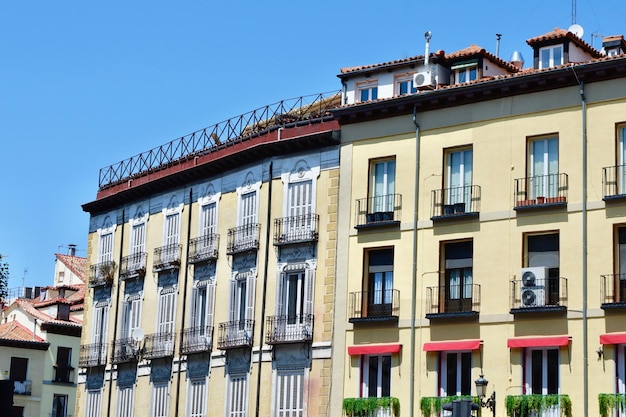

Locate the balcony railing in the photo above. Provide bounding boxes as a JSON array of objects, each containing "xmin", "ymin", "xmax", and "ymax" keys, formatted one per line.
[
  {"xmin": 13, "ymin": 380, "xmax": 32, "ymax": 395},
  {"xmin": 343, "ymin": 397, "xmax": 400, "ymax": 417},
  {"xmin": 273, "ymin": 214, "xmax": 319, "ymax": 246},
  {"xmin": 510, "ymin": 277, "xmax": 568, "ymax": 313},
  {"xmin": 217, "ymin": 320, "xmax": 254, "ymax": 349},
  {"xmin": 430, "ymin": 186, "xmax": 481, "ymax": 220},
  {"xmin": 180, "ymin": 326, "xmax": 213, "ymax": 354},
  {"xmin": 504, "ymin": 394, "xmax": 571, "ymax": 417},
  {"xmin": 355, "ymin": 194, "xmax": 402, "ymax": 229},
  {"xmin": 88, "ymin": 261, "xmax": 116, "ymax": 287},
  {"xmin": 425, "ymin": 284, "xmax": 481, "ymax": 319},
  {"xmin": 153, "ymin": 244, "xmax": 182, "ymax": 271},
  {"xmin": 143, "ymin": 332, "xmax": 176, "ymax": 359},
  {"xmin": 266, "ymin": 314, "xmax": 314, "ymax": 344},
  {"xmin": 348, "ymin": 290, "xmax": 400, "ymax": 323},
  {"xmin": 79, "ymin": 343, "xmax": 108, "ymax": 367},
  {"xmin": 119, "ymin": 252, "xmax": 147, "ymax": 280},
  {"xmin": 110, "ymin": 338, "xmax": 140, "ymax": 364},
  {"xmin": 514, "ymin": 173, "xmax": 568, "ymax": 210},
  {"xmin": 188, "ymin": 234, "xmax": 219, "ymax": 264},
  {"xmin": 598, "ymin": 393, "xmax": 626, "ymax": 417},
  {"xmin": 601, "ymin": 273, "xmax": 626, "ymax": 308},
  {"xmin": 226, "ymin": 224, "xmax": 261, "ymax": 255},
  {"xmin": 602, "ymin": 165, "xmax": 626, "ymax": 201}
]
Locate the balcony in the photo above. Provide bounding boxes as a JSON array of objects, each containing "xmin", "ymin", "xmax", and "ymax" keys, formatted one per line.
[
  {"xmin": 53, "ymin": 365, "xmax": 74, "ymax": 383},
  {"xmin": 514, "ymin": 173, "xmax": 568, "ymax": 210},
  {"xmin": 354, "ymin": 194, "xmax": 401, "ymax": 230},
  {"xmin": 430, "ymin": 186, "xmax": 481, "ymax": 221},
  {"xmin": 266, "ymin": 314, "xmax": 313, "ymax": 344},
  {"xmin": 601, "ymin": 273, "xmax": 626, "ymax": 309},
  {"xmin": 419, "ymin": 396, "xmax": 480, "ymax": 417},
  {"xmin": 188, "ymin": 234, "xmax": 219, "ymax": 264},
  {"xmin": 425, "ymin": 284, "xmax": 481, "ymax": 319},
  {"xmin": 227, "ymin": 224, "xmax": 260, "ymax": 255},
  {"xmin": 119, "ymin": 252, "xmax": 147, "ymax": 280},
  {"xmin": 217, "ymin": 320, "xmax": 254, "ymax": 349},
  {"xmin": 180, "ymin": 326, "xmax": 213, "ymax": 354},
  {"xmin": 88, "ymin": 261, "xmax": 116, "ymax": 287},
  {"xmin": 510, "ymin": 277, "xmax": 568, "ymax": 314},
  {"xmin": 504, "ymin": 394, "xmax": 571, "ymax": 417},
  {"xmin": 342, "ymin": 397, "xmax": 400, "ymax": 417},
  {"xmin": 153, "ymin": 244, "xmax": 182, "ymax": 271},
  {"xmin": 143, "ymin": 332, "xmax": 176, "ymax": 359},
  {"xmin": 79, "ymin": 343, "xmax": 108, "ymax": 367},
  {"xmin": 110, "ymin": 338, "xmax": 140, "ymax": 364},
  {"xmin": 348, "ymin": 290, "xmax": 400, "ymax": 323},
  {"xmin": 13, "ymin": 380, "xmax": 32, "ymax": 395},
  {"xmin": 602, "ymin": 165, "xmax": 626, "ymax": 201},
  {"xmin": 273, "ymin": 214, "xmax": 319, "ymax": 246},
  {"xmin": 598, "ymin": 393, "xmax": 626, "ymax": 417}
]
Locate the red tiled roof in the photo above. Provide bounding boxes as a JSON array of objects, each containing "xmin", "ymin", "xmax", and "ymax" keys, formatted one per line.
[
  {"xmin": 0, "ymin": 321, "xmax": 45, "ymax": 342},
  {"xmin": 444, "ymin": 44, "xmax": 519, "ymax": 72},
  {"xmin": 55, "ymin": 254, "xmax": 87, "ymax": 282},
  {"xmin": 14, "ymin": 298, "xmax": 82, "ymax": 328},
  {"xmin": 339, "ymin": 50, "xmax": 446, "ymax": 75},
  {"xmin": 526, "ymin": 28, "xmax": 602, "ymax": 58}
]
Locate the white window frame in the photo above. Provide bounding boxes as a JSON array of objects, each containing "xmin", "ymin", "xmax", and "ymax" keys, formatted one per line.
[
  {"xmin": 617, "ymin": 125, "xmax": 626, "ymax": 194},
  {"xmin": 190, "ymin": 278, "xmax": 216, "ymax": 342},
  {"xmin": 85, "ymin": 389, "xmax": 103, "ymax": 417},
  {"xmin": 187, "ymin": 377, "xmax": 208, "ymax": 417},
  {"xmin": 274, "ymin": 369, "xmax": 306, "ymax": 417},
  {"xmin": 539, "ymin": 45, "xmax": 564, "ymax": 69},
  {"xmin": 356, "ymin": 80, "xmax": 379, "ymax": 103},
  {"xmin": 281, "ymin": 162, "xmax": 319, "ymax": 239},
  {"xmin": 116, "ymin": 386, "xmax": 135, "ymax": 417},
  {"xmin": 229, "ymin": 271, "xmax": 256, "ymax": 336},
  {"xmin": 524, "ymin": 347, "xmax": 560, "ymax": 395},
  {"xmin": 227, "ymin": 374, "xmax": 249, "ymax": 417},
  {"xmin": 395, "ymin": 74, "xmax": 416, "ymax": 96},
  {"xmin": 446, "ymin": 148, "xmax": 473, "ymax": 209},
  {"xmin": 529, "ymin": 137, "xmax": 559, "ymax": 199},
  {"xmin": 198, "ymin": 189, "xmax": 221, "ymax": 239},
  {"xmin": 361, "ymin": 354, "xmax": 392, "ymax": 398},
  {"xmin": 97, "ymin": 217, "xmax": 116, "ymax": 264},
  {"xmin": 370, "ymin": 158, "xmax": 396, "ymax": 214},
  {"xmin": 121, "ymin": 292, "xmax": 143, "ymax": 340},
  {"xmin": 275, "ymin": 263, "xmax": 315, "ymax": 339},
  {"xmin": 157, "ymin": 286, "xmax": 177, "ymax": 340},
  {"xmin": 150, "ymin": 382, "xmax": 170, "ymax": 417},
  {"xmin": 439, "ymin": 351, "xmax": 472, "ymax": 397}
]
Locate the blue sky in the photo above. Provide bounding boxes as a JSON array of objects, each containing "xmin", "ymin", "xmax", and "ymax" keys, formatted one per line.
[{"xmin": 1, "ymin": 0, "xmax": 624, "ymax": 289}]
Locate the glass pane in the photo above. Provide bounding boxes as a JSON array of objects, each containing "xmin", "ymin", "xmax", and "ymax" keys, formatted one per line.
[
  {"xmin": 463, "ymin": 269, "xmax": 473, "ymax": 299},
  {"xmin": 360, "ymin": 89, "xmax": 369, "ymax": 102},
  {"xmin": 446, "ymin": 353, "xmax": 457, "ymax": 395},
  {"xmin": 461, "ymin": 352, "xmax": 472, "ymax": 395},
  {"xmin": 371, "ymin": 87, "xmax": 378, "ymax": 100},
  {"xmin": 553, "ymin": 46, "xmax": 562, "ymax": 65},
  {"xmin": 381, "ymin": 356, "xmax": 391, "ymax": 397},
  {"xmin": 469, "ymin": 67, "xmax": 477, "ymax": 81},
  {"xmin": 458, "ymin": 70, "xmax": 467, "ymax": 83},
  {"xmin": 399, "ymin": 81, "xmax": 408, "ymax": 95},
  {"xmin": 547, "ymin": 349, "xmax": 559, "ymax": 394},
  {"xmin": 368, "ymin": 356, "xmax": 378, "ymax": 397},
  {"xmin": 541, "ymin": 49, "xmax": 550, "ymax": 68},
  {"xmin": 449, "ymin": 270, "xmax": 460, "ymax": 299},
  {"xmin": 531, "ymin": 350, "xmax": 543, "ymax": 394}
]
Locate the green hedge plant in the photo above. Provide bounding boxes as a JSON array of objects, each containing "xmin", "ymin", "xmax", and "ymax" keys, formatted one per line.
[
  {"xmin": 598, "ymin": 393, "xmax": 626, "ymax": 417},
  {"xmin": 342, "ymin": 397, "xmax": 400, "ymax": 417},
  {"xmin": 505, "ymin": 394, "xmax": 571, "ymax": 417}
]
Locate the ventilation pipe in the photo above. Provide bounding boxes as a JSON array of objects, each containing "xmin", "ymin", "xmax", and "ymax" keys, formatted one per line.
[
  {"xmin": 510, "ymin": 51, "xmax": 525, "ymax": 70},
  {"xmin": 496, "ymin": 34, "xmax": 502, "ymax": 58},
  {"xmin": 424, "ymin": 31, "xmax": 432, "ymax": 67},
  {"xmin": 68, "ymin": 244, "xmax": 76, "ymax": 257}
]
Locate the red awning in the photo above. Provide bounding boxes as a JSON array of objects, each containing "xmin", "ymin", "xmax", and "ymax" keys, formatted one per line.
[
  {"xmin": 423, "ymin": 339, "xmax": 482, "ymax": 352},
  {"xmin": 600, "ymin": 333, "xmax": 626, "ymax": 345},
  {"xmin": 348, "ymin": 344, "xmax": 402, "ymax": 356},
  {"xmin": 507, "ymin": 336, "xmax": 570, "ymax": 348}
]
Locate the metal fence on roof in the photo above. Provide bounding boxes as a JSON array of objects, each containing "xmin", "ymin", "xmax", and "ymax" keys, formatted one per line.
[{"xmin": 98, "ymin": 91, "xmax": 342, "ymax": 190}]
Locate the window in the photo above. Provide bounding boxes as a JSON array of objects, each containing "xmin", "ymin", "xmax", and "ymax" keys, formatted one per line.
[
  {"xmin": 229, "ymin": 272, "xmax": 256, "ymax": 332},
  {"xmin": 151, "ymin": 383, "xmax": 170, "ymax": 417},
  {"xmin": 52, "ymin": 394, "xmax": 68, "ymax": 417},
  {"xmin": 157, "ymin": 287, "xmax": 177, "ymax": 351},
  {"xmin": 525, "ymin": 348, "xmax": 559, "ymax": 395},
  {"xmin": 10, "ymin": 357, "xmax": 28, "ymax": 393},
  {"xmin": 121, "ymin": 293, "xmax": 142, "ymax": 339},
  {"xmin": 442, "ymin": 241, "xmax": 473, "ymax": 313},
  {"xmin": 129, "ymin": 219, "xmax": 146, "ymax": 269},
  {"xmin": 286, "ymin": 180, "xmax": 313, "ymax": 233},
  {"xmin": 357, "ymin": 81, "xmax": 378, "ymax": 102},
  {"xmin": 445, "ymin": 148, "xmax": 473, "ymax": 212},
  {"xmin": 396, "ymin": 76, "xmax": 416, "ymax": 95},
  {"xmin": 98, "ymin": 231, "xmax": 114, "ymax": 264},
  {"xmin": 617, "ymin": 345, "xmax": 626, "ymax": 395},
  {"xmin": 187, "ymin": 378, "xmax": 207, "ymax": 417},
  {"xmin": 276, "ymin": 265, "xmax": 314, "ymax": 337},
  {"xmin": 85, "ymin": 390, "xmax": 103, "ymax": 417},
  {"xmin": 190, "ymin": 279, "xmax": 215, "ymax": 337},
  {"xmin": 539, "ymin": 45, "xmax": 563, "ymax": 69},
  {"xmin": 441, "ymin": 352, "xmax": 472, "ymax": 396},
  {"xmin": 529, "ymin": 137, "xmax": 559, "ymax": 199},
  {"xmin": 57, "ymin": 303, "xmax": 70, "ymax": 321},
  {"xmin": 92, "ymin": 300, "xmax": 110, "ymax": 361},
  {"xmin": 452, "ymin": 62, "xmax": 478, "ymax": 83},
  {"xmin": 54, "ymin": 347, "xmax": 72, "ymax": 383},
  {"xmin": 364, "ymin": 249, "xmax": 394, "ymax": 318},
  {"xmin": 369, "ymin": 158, "xmax": 396, "ymax": 219},
  {"xmin": 116, "ymin": 386, "xmax": 135, "ymax": 417},
  {"xmin": 617, "ymin": 125, "xmax": 626, "ymax": 194},
  {"xmin": 615, "ymin": 227, "xmax": 626, "ymax": 302},
  {"xmin": 200, "ymin": 202, "xmax": 217, "ymax": 238},
  {"xmin": 525, "ymin": 233, "xmax": 560, "ymax": 305},
  {"xmin": 276, "ymin": 369, "xmax": 305, "ymax": 417},
  {"xmin": 228, "ymin": 374, "xmax": 248, "ymax": 417},
  {"xmin": 362, "ymin": 355, "xmax": 391, "ymax": 398}
]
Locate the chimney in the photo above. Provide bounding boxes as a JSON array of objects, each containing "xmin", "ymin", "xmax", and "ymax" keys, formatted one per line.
[
  {"xmin": 510, "ymin": 51, "xmax": 525, "ymax": 70},
  {"xmin": 424, "ymin": 31, "xmax": 432, "ymax": 66},
  {"xmin": 68, "ymin": 244, "xmax": 76, "ymax": 257}
]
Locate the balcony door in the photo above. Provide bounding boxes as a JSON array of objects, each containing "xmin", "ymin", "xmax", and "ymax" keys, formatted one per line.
[
  {"xmin": 362, "ymin": 355, "xmax": 391, "ymax": 398},
  {"xmin": 618, "ymin": 126, "xmax": 626, "ymax": 194},
  {"xmin": 527, "ymin": 233, "xmax": 560, "ymax": 306},
  {"xmin": 370, "ymin": 159, "xmax": 395, "ymax": 218},
  {"xmin": 446, "ymin": 149, "xmax": 472, "ymax": 212},
  {"xmin": 199, "ymin": 202, "xmax": 217, "ymax": 254},
  {"xmin": 92, "ymin": 301, "xmax": 109, "ymax": 362},
  {"xmin": 617, "ymin": 228, "xmax": 626, "ymax": 303},
  {"xmin": 440, "ymin": 351, "xmax": 472, "ymax": 397},
  {"xmin": 229, "ymin": 273, "xmax": 255, "ymax": 339},
  {"xmin": 157, "ymin": 288, "xmax": 176, "ymax": 351},
  {"xmin": 443, "ymin": 241, "xmax": 473, "ymax": 313},
  {"xmin": 286, "ymin": 180, "xmax": 313, "ymax": 238},
  {"xmin": 366, "ymin": 249, "xmax": 394, "ymax": 318},
  {"xmin": 190, "ymin": 279, "xmax": 215, "ymax": 344},
  {"xmin": 530, "ymin": 137, "xmax": 558, "ymax": 199}
]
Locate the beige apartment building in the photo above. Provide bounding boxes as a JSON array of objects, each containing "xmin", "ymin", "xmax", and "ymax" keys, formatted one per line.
[
  {"xmin": 76, "ymin": 94, "xmax": 340, "ymax": 417},
  {"xmin": 331, "ymin": 29, "xmax": 626, "ymax": 417}
]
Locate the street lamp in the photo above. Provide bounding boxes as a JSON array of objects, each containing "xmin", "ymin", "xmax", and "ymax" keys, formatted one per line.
[{"xmin": 475, "ymin": 374, "xmax": 496, "ymax": 417}]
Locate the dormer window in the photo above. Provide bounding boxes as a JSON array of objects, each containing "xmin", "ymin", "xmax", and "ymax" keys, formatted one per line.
[
  {"xmin": 396, "ymin": 75, "xmax": 416, "ymax": 96},
  {"xmin": 451, "ymin": 61, "xmax": 478, "ymax": 84},
  {"xmin": 357, "ymin": 80, "xmax": 378, "ymax": 102},
  {"xmin": 539, "ymin": 45, "xmax": 563, "ymax": 69}
]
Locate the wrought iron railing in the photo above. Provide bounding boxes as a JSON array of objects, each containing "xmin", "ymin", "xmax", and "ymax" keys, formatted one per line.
[
  {"xmin": 355, "ymin": 194, "xmax": 402, "ymax": 229},
  {"xmin": 266, "ymin": 314, "xmax": 314, "ymax": 344},
  {"xmin": 79, "ymin": 343, "xmax": 108, "ymax": 367},
  {"xmin": 510, "ymin": 277, "xmax": 568, "ymax": 311},
  {"xmin": 226, "ymin": 224, "xmax": 260, "ymax": 254},
  {"xmin": 13, "ymin": 380, "xmax": 32, "ymax": 395},
  {"xmin": 110, "ymin": 338, "xmax": 140, "ymax": 364},
  {"xmin": 88, "ymin": 261, "xmax": 116, "ymax": 287},
  {"xmin": 143, "ymin": 332, "xmax": 176, "ymax": 359},
  {"xmin": 153, "ymin": 244, "xmax": 182, "ymax": 270},
  {"xmin": 514, "ymin": 173, "xmax": 568, "ymax": 208},
  {"xmin": 430, "ymin": 185, "xmax": 481, "ymax": 219},
  {"xmin": 180, "ymin": 326, "xmax": 213, "ymax": 354},
  {"xmin": 603, "ymin": 165, "xmax": 626, "ymax": 199},
  {"xmin": 425, "ymin": 284, "xmax": 481, "ymax": 317},
  {"xmin": 97, "ymin": 91, "xmax": 341, "ymax": 189},
  {"xmin": 217, "ymin": 320, "xmax": 254, "ymax": 349},
  {"xmin": 601, "ymin": 273, "xmax": 626, "ymax": 307},
  {"xmin": 348, "ymin": 289, "xmax": 400, "ymax": 322},
  {"xmin": 119, "ymin": 252, "xmax": 147, "ymax": 280},
  {"xmin": 273, "ymin": 214, "xmax": 319, "ymax": 246},
  {"xmin": 188, "ymin": 234, "xmax": 219, "ymax": 264}
]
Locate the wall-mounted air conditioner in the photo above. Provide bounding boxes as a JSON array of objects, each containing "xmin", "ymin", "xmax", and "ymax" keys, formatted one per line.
[
  {"xmin": 413, "ymin": 71, "xmax": 435, "ymax": 88},
  {"xmin": 520, "ymin": 267, "xmax": 547, "ymax": 307}
]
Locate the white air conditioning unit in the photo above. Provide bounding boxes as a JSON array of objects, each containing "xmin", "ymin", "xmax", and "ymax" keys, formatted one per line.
[
  {"xmin": 520, "ymin": 267, "xmax": 547, "ymax": 307},
  {"xmin": 413, "ymin": 71, "xmax": 435, "ymax": 88}
]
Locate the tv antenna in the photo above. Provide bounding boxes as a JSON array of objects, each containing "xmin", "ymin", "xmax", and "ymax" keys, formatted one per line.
[{"xmin": 571, "ymin": 0, "xmax": 576, "ymax": 25}]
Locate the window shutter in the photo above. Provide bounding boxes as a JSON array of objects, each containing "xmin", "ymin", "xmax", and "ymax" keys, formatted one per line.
[
  {"xmin": 275, "ymin": 272, "xmax": 285, "ymax": 316},
  {"xmin": 229, "ymin": 279, "xmax": 237, "ymax": 322},
  {"xmin": 245, "ymin": 274, "xmax": 256, "ymax": 322},
  {"xmin": 206, "ymin": 279, "xmax": 216, "ymax": 332},
  {"xmin": 158, "ymin": 289, "xmax": 176, "ymax": 334},
  {"xmin": 304, "ymin": 268, "xmax": 315, "ymax": 317}
]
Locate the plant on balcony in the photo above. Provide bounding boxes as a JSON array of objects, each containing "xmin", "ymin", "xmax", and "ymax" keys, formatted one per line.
[
  {"xmin": 419, "ymin": 396, "xmax": 481, "ymax": 417},
  {"xmin": 342, "ymin": 397, "xmax": 399, "ymax": 417},
  {"xmin": 99, "ymin": 261, "xmax": 117, "ymax": 283},
  {"xmin": 505, "ymin": 394, "xmax": 571, "ymax": 417},
  {"xmin": 599, "ymin": 393, "xmax": 626, "ymax": 417}
]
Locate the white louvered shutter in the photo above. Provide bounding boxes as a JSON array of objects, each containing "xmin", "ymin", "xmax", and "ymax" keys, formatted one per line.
[
  {"xmin": 245, "ymin": 274, "xmax": 256, "ymax": 322},
  {"xmin": 158, "ymin": 289, "xmax": 176, "ymax": 334},
  {"xmin": 304, "ymin": 268, "xmax": 315, "ymax": 317}
]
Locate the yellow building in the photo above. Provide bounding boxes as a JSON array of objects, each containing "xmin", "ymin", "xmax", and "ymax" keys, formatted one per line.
[
  {"xmin": 76, "ymin": 94, "xmax": 340, "ymax": 417},
  {"xmin": 331, "ymin": 29, "xmax": 626, "ymax": 417}
]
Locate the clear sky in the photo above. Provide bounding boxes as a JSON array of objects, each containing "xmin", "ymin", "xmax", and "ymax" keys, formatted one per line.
[{"xmin": 1, "ymin": 0, "xmax": 624, "ymax": 289}]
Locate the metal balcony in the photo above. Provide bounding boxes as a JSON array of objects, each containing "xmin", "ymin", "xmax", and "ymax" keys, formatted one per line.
[
  {"xmin": 180, "ymin": 326, "xmax": 213, "ymax": 354},
  {"xmin": 430, "ymin": 185, "xmax": 480, "ymax": 220},
  {"xmin": 88, "ymin": 261, "xmax": 116, "ymax": 287},
  {"xmin": 425, "ymin": 284, "xmax": 481, "ymax": 319},
  {"xmin": 514, "ymin": 173, "xmax": 568, "ymax": 210},
  {"xmin": 266, "ymin": 314, "xmax": 313, "ymax": 344},
  {"xmin": 110, "ymin": 338, "xmax": 140, "ymax": 364},
  {"xmin": 143, "ymin": 332, "xmax": 176, "ymax": 359},
  {"xmin": 119, "ymin": 252, "xmax": 147, "ymax": 280},
  {"xmin": 355, "ymin": 194, "xmax": 402, "ymax": 229},
  {"xmin": 602, "ymin": 165, "xmax": 626, "ymax": 201},
  {"xmin": 601, "ymin": 273, "xmax": 626, "ymax": 309},
  {"xmin": 188, "ymin": 234, "xmax": 219, "ymax": 264},
  {"xmin": 273, "ymin": 214, "xmax": 319, "ymax": 246},
  {"xmin": 226, "ymin": 224, "xmax": 260, "ymax": 255},
  {"xmin": 153, "ymin": 244, "xmax": 182, "ymax": 271},
  {"xmin": 79, "ymin": 343, "xmax": 108, "ymax": 367},
  {"xmin": 510, "ymin": 277, "xmax": 568, "ymax": 313},
  {"xmin": 348, "ymin": 290, "xmax": 400, "ymax": 323},
  {"xmin": 217, "ymin": 320, "xmax": 254, "ymax": 349}
]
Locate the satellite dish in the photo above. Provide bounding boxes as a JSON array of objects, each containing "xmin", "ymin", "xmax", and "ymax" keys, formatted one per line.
[
  {"xmin": 568, "ymin": 24, "xmax": 584, "ymax": 38},
  {"xmin": 131, "ymin": 328, "xmax": 145, "ymax": 342}
]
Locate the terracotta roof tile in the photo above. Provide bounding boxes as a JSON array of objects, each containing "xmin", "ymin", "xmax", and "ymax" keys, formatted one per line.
[
  {"xmin": 339, "ymin": 51, "xmax": 446, "ymax": 76},
  {"xmin": 55, "ymin": 254, "xmax": 87, "ymax": 282},
  {"xmin": 15, "ymin": 298, "xmax": 82, "ymax": 328},
  {"xmin": 444, "ymin": 44, "xmax": 519, "ymax": 72},
  {"xmin": 526, "ymin": 28, "xmax": 602, "ymax": 58},
  {"xmin": 0, "ymin": 321, "xmax": 45, "ymax": 342}
]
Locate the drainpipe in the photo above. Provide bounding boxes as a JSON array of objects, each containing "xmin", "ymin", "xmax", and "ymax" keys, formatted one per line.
[
  {"xmin": 255, "ymin": 161, "xmax": 273, "ymax": 417},
  {"xmin": 579, "ymin": 80, "xmax": 589, "ymax": 417},
  {"xmin": 410, "ymin": 106, "xmax": 421, "ymax": 417},
  {"xmin": 174, "ymin": 187, "xmax": 194, "ymax": 417}
]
